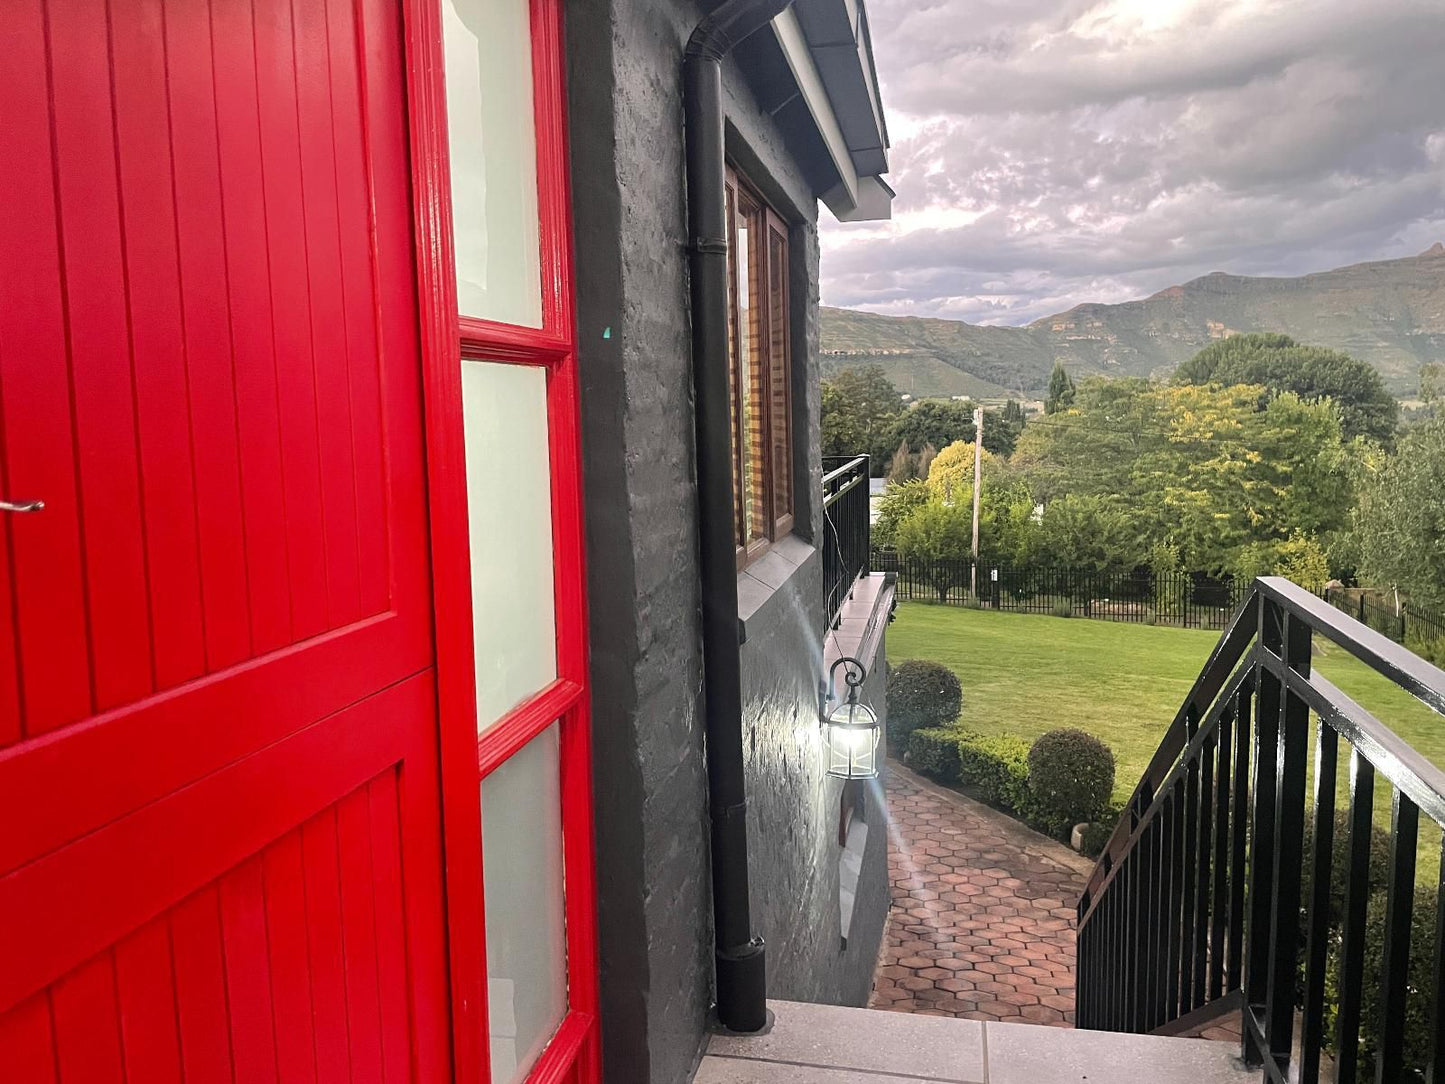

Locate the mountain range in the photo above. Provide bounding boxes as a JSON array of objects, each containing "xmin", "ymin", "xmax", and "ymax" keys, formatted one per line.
[{"xmin": 820, "ymin": 244, "xmax": 1445, "ymax": 399}]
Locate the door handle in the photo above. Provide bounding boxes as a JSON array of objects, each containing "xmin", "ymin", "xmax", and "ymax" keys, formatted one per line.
[{"xmin": 0, "ymin": 499, "xmax": 43, "ymax": 513}]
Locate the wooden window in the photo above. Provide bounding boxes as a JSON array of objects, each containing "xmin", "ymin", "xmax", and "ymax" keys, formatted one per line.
[{"xmin": 725, "ymin": 169, "xmax": 794, "ymax": 568}]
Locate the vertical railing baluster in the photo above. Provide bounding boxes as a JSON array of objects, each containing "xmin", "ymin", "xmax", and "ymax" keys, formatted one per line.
[
  {"xmin": 1228, "ymin": 679, "xmax": 1253, "ymax": 994},
  {"xmin": 1264, "ymin": 611, "xmax": 1310, "ymax": 1075},
  {"xmin": 1429, "ymin": 834, "xmax": 1445, "ymax": 1079},
  {"xmin": 1165, "ymin": 787, "xmax": 1185, "ymax": 1023},
  {"xmin": 1300, "ymin": 719, "xmax": 1337, "ymax": 1084},
  {"xmin": 1192, "ymin": 730, "xmax": 1215, "ymax": 1011},
  {"xmin": 1148, "ymin": 804, "xmax": 1167, "ymax": 1030},
  {"xmin": 1334, "ymin": 750, "xmax": 1375, "ymax": 1084},
  {"xmin": 1377, "ymin": 789, "xmax": 1419, "ymax": 1083},
  {"xmin": 1210, "ymin": 708, "xmax": 1233, "ymax": 1001},
  {"xmin": 1244, "ymin": 596, "xmax": 1282, "ymax": 1067},
  {"xmin": 1180, "ymin": 708, "xmax": 1201, "ymax": 1015}
]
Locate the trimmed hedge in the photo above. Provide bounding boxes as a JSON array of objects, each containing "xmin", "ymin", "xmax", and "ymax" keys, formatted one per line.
[
  {"xmin": 1324, "ymin": 883, "xmax": 1434, "ymax": 1080},
  {"xmin": 887, "ymin": 660, "xmax": 963, "ymax": 746},
  {"xmin": 1027, "ymin": 729, "xmax": 1116, "ymax": 836},
  {"xmin": 907, "ymin": 727, "xmax": 963, "ymax": 779},
  {"xmin": 957, "ymin": 733, "xmax": 1036, "ymax": 820},
  {"xmin": 901, "ymin": 720, "xmax": 1121, "ymax": 845}
]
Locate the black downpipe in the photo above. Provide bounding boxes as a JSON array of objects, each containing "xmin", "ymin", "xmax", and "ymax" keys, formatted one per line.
[{"xmin": 683, "ymin": 0, "xmax": 792, "ymax": 1035}]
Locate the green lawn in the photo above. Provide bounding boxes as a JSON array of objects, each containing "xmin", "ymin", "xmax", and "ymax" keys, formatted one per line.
[{"xmin": 888, "ymin": 602, "xmax": 1445, "ymax": 810}]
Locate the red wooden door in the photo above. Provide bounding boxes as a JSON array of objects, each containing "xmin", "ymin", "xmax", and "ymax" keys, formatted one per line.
[{"xmin": 0, "ymin": 0, "xmax": 452, "ymax": 1079}]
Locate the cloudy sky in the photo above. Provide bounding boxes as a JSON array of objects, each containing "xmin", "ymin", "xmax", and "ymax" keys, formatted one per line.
[{"xmin": 820, "ymin": 0, "xmax": 1445, "ymax": 325}]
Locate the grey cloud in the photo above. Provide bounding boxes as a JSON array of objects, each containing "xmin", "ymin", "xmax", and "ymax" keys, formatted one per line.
[{"xmin": 824, "ymin": 0, "xmax": 1445, "ymax": 323}]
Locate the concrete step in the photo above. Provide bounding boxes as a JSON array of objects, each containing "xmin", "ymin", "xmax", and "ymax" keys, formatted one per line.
[{"xmin": 696, "ymin": 1000, "xmax": 1255, "ymax": 1084}]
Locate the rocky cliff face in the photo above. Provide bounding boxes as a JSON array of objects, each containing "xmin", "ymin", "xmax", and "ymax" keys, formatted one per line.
[{"xmin": 822, "ymin": 245, "xmax": 1445, "ymax": 397}]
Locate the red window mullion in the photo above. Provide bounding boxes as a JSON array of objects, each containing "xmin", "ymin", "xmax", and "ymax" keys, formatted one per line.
[{"xmin": 406, "ymin": 0, "xmax": 597, "ymax": 1080}]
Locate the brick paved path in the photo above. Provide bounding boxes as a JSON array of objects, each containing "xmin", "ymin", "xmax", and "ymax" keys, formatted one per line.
[{"xmin": 869, "ymin": 763, "xmax": 1092, "ymax": 1026}]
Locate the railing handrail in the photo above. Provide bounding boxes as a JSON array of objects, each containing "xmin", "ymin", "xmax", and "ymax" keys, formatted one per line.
[
  {"xmin": 822, "ymin": 455, "xmax": 869, "ymax": 504},
  {"xmin": 1081, "ymin": 577, "xmax": 1445, "ymax": 915},
  {"xmin": 1076, "ymin": 574, "xmax": 1445, "ymax": 1078}
]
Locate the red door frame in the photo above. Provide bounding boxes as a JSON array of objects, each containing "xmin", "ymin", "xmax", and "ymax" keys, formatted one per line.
[{"xmin": 400, "ymin": 0, "xmax": 600, "ymax": 1082}]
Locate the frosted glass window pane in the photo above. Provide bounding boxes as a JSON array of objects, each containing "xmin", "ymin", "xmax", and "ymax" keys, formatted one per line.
[
  {"xmin": 482, "ymin": 724, "xmax": 568, "ymax": 1083},
  {"xmin": 462, "ymin": 361, "xmax": 556, "ymax": 732},
  {"xmin": 442, "ymin": 0, "xmax": 543, "ymax": 327}
]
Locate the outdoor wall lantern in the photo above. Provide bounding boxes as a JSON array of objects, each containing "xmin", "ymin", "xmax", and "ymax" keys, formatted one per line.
[{"xmin": 820, "ymin": 656, "xmax": 880, "ymax": 779}]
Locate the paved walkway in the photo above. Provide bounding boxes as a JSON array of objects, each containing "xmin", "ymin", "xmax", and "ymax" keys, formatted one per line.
[{"xmin": 869, "ymin": 762, "xmax": 1093, "ymax": 1027}]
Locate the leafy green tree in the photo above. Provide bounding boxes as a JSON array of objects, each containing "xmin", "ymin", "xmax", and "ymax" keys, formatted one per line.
[
  {"xmin": 1174, "ymin": 333, "xmax": 1399, "ymax": 446},
  {"xmin": 924, "ymin": 441, "xmax": 1002, "ymax": 503},
  {"xmin": 888, "ymin": 398, "xmax": 1018, "ymax": 460},
  {"xmin": 1045, "ymin": 362, "xmax": 1076, "ymax": 415},
  {"xmin": 820, "ymin": 365, "xmax": 905, "ymax": 471},
  {"xmin": 1026, "ymin": 494, "xmax": 1141, "ymax": 577},
  {"xmin": 889, "ymin": 399, "xmax": 976, "ymax": 454},
  {"xmin": 1014, "ymin": 378, "xmax": 1355, "ymax": 575},
  {"xmin": 1351, "ymin": 416, "xmax": 1445, "ymax": 609},
  {"xmin": 873, "ymin": 478, "xmax": 930, "ymax": 548},
  {"xmin": 1421, "ymin": 362, "xmax": 1444, "ymax": 412},
  {"xmin": 894, "ymin": 499, "xmax": 973, "ymax": 601}
]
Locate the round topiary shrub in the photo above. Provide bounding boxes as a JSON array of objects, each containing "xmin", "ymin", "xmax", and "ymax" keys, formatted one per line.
[
  {"xmin": 886, "ymin": 660, "xmax": 962, "ymax": 747},
  {"xmin": 1027, "ymin": 728, "xmax": 1116, "ymax": 836}
]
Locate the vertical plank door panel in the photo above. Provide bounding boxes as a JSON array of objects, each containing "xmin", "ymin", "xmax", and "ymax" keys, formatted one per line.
[
  {"xmin": 111, "ymin": 0, "xmax": 207, "ymax": 689},
  {"xmin": 210, "ymin": 0, "xmax": 294, "ymax": 654},
  {"xmin": 263, "ymin": 831, "xmax": 320, "ymax": 1084},
  {"xmin": 252, "ymin": 0, "xmax": 329, "ymax": 642},
  {"xmin": 115, "ymin": 919, "xmax": 184, "ymax": 1084},
  {"xmin": 164, "ymin": 0, "xmax": 254, "ymax": 672},
  {"xmin": 46, "ymin": 0, "xmax": 154, "ymax": 712},
  {"xmin": 0, "ymin": 0, "xmax": 93, "ymax": 740},
  {"xmin": 326, "ymin": 0, "xmax": 390, "ymax": 618},
  {"xmin": 51, "ymin": 955, "xmax": 126, "ymax": 1084},
  {"xmin": 293, "ymin": 0, "xmax": 363, "ymax": 628}
]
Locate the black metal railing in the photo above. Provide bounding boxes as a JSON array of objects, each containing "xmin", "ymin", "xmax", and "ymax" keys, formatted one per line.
[
  {"xmin": 872, "ymin": 551, "xmax": 1245, "ymax": 629},
  {"xmin": 822, "ymin": 455, "xmax": 870, "ymax": 628},
  {"xmin": 1076, "ymin": 577, "xmax": 1445, "ymax": 1082}
]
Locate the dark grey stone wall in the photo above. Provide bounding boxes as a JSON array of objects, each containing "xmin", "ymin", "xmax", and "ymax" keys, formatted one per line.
[{"xmin": 566, "ymin": 1, "xmax": 889, "ymax": 1080}]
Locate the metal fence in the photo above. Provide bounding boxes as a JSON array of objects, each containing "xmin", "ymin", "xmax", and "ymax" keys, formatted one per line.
[
  {"xmin": 1323, "ymin": 586, "xmax": 1445, "ymax": 652},
  {"xmin": 872, "ymin": 550, "xmax": 1248, "ymax": 630},
  {"xmin": 822, "ymin": 455, "xmax": 870, "ymax": 628}
]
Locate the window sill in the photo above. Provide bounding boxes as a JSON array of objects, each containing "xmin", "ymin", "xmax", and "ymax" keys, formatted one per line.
[{"xmin": 736, "ymin": 535, "xmax": 817, "ymax": 644}]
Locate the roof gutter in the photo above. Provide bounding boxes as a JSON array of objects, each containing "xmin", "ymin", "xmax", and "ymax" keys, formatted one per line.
[{"xmin": 683, "ymin": 0, "xmax": 793, "ymax": 1036}]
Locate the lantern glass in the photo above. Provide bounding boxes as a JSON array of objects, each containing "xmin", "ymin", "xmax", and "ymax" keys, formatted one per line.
[{"xmin": 824, "ymin": 700, "xmax": 880, "ymax": 779}]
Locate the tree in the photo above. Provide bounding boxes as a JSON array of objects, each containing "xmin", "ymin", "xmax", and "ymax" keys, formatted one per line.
[
  {"xmin": 820, "ymin": 365, "xmax": 905, "ymax": 471},
  {"xmin": 889, "ymin": 399, "xmax": 976, "ymax": 454},
  {"xmin": 925, "ymin": 440, "xmax": 1002, "ymax": 503},
  {"xmin": 1174, "ymin": 333, "xmax": 1399, "ymax": 446},
  {"xmin": 1422, "ymin": 362, "xmax": 1444, "ymax": 406},
  {"xmin": 873, "ymin": 478, "xmax": 930, "ymax": 549},
  {"xmin": 1026, "ymin": 494, "xmax": 1141, "ymax": 578},
  {"xmin": 1045, "ymin": 362, "xmax": 1075, "ymax": 414},
  {"xmin": 886, "ymin": 440, "xmax": 917, "ymax": 483},
  {"xmin": 887, "ymin": 398, "xmax": 1019, "ymax": 460},
  {"xmin": 1351, "ymin": 416, "xmax": 1445, "ymax": 610},
  {"xmin": 894, "ymin": 499, "xmax": 973, "ymax": 601},
  {"xmin": 1012, "ymin": 377, "xmax": 1355, "ymax": 575}
]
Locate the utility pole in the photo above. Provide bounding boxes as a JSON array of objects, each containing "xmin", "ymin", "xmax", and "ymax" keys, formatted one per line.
[{"xmin": 970, "ymin": 407, "xmax": 983, "ymax": 599}]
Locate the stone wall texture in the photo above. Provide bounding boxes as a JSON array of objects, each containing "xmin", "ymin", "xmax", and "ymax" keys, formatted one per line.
[{"xmin": 566, "ymin": 2, "xmax": 889, "ymax": 1080}]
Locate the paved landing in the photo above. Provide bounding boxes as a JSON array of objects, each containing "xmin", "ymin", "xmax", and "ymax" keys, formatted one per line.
[
  {"xmin": 870, "ymin": 762, "xmax": 1093, "ymax": 1025},
  {"xmin": 696, "ymin": 999, "xmax": 1254, "ymax": 1083}
]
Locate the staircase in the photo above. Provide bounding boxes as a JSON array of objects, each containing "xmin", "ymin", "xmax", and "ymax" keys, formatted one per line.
[
  {"xmin": 1076, "ymin": 577, "xmax": 1445, "ymax": 1083},
  {"xmin": 697, "ymin": 999, "xmax": 1253, "ymax": 1083}
]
